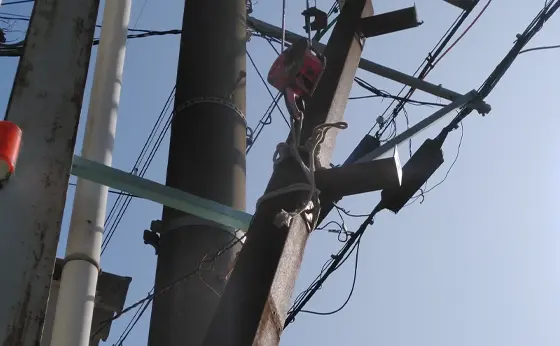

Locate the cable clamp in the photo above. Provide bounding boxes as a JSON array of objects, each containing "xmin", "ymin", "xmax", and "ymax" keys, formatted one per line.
[
  {"xmin": 176, "ymin": 96, "xmax": 247, "ymax": 124},
  {"xmin": 61, "ymin": 253, "xmax": 101, "ymax": 272},
  {"xmin": 164, "ymin": 215, "xmax": 245, "ymax": 241}
]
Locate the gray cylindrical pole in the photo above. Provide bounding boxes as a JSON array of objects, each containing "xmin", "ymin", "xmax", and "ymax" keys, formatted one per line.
[{"xmin": 146, "ymin": 0, "xmax": 247, "ymax": 344}]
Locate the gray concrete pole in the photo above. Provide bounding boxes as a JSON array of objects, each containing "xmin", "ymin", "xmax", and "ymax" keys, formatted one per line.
[
  {"xmin": 146, "ymin": 0, "xmax": 247, "ymax": 345},
  {"xmin": 0, "ymin": 0, "xmax": 99, "ymax": 345}
]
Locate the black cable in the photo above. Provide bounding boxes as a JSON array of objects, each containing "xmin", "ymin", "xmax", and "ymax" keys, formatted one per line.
[
  {"xmin": 246, "ymin": 50, "xmax": 290, "ymax": 126},
  {"xmin": 67, "ymin": 182, "xmax": 135, "ymax": 197},
  {"xmin": 101, "ymin": 87, "xmax": 175, "ymax": 254},
  {"xmin": 519, "ymin": 44, "xmax": 560, "ymax": 54},
  {"xmin": 285, "ymin": 202, "xmax": 384, "ymax": 328},
  {"xmin": 333, "ymin": 203, "xmax": 370, "ymax": 218},
  {"xmin": 438, "ymin": 0, "xmax": 560, "ymax": 140},
  {"xmin": 371, "ymin": 8, "xmax": 474, "ymax": 138},
  {"xmin": 300, "ymin": 239, "xmax": 361, "ymax": 316},
  {"xmin": 114, "ymin": 289, "xmax": 153, "ymax": 344},
  {"xmin": 351, "ymin": 78, "xmax": 447, "ymax": 107},
  {"xmin": 93, "ymin": 234, "xmax": 246, "ymax": 340},
  {"xmin": 113, "ymin": 297, "xmax": 153, "ymax": 346},
  {"xmin": 404, "ymin": 121, "xmax": 463, "ymax": 208}
]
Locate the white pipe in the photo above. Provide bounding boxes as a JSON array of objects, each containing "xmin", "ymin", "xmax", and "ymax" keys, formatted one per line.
[{"xmin": 49, "ymin": 0, "xmax": 131, "ymax": 345}]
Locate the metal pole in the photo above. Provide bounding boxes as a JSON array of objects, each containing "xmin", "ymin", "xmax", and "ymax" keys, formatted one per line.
[
  {"xmin": 49, "ymin": 1, "xmax": 131, "ymax": 345},
  {"xmin": 146, "ymin": 0, "xmax": 247, "ymax": 344},
  {"xmin": 0, "ymin": 0, "xmax": 99, "ymax": 345},
  {"xmin": 247, "ymin": 16, "xmax": 491, "ymax": 114},
  {"xmin": 201, "ymin": 0, "xmax": 372, "ymax": 345}
]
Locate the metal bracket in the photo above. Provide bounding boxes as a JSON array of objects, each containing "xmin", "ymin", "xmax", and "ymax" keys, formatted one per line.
[
  {"xmin": 359, "ymin": 6, "xmax": 421, "ymax": 38},
  {"xmin": 70, "ymin": 155, "xmax": 253, "ymax": 231},
  {"xmin": 247, "ymin": 16, "xmax": 491, "ymax": 114},
  {"xmin": 355, "ymin": 90, "xmax": 478, "ymax": 163},
  {"xmin": 314, "ymin": 148, "xmax": 402, "ymax": 198}
]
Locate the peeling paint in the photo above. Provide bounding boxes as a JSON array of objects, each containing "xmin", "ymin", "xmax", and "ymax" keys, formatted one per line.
[{"xmin": 0, "ymin": 0, "xmax": 100, "ymax": 345}]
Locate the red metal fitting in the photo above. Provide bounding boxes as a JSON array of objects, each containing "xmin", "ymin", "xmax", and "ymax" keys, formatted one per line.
[
  {"xmin": 267, "ymin": 39, "xmax": 326, "ymax": 98},
  {"xmin": 0, "ymin": 120, "xmax": 22, "ymax": 181}
]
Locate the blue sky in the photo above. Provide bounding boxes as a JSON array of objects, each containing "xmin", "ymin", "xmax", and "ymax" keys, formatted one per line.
[{"xmin": 2, "ymin": 0, "xmax": 560, "ymax": 345}]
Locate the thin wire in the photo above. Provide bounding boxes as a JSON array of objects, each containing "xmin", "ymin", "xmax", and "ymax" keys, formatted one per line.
[
  {"xmin": 94, "ymin": 234, "xmax": 245, "ymax": 340},
  {"xmin": 113, "ymin": 295, "xmax": 153, "ymax": 345},
  {"xmin": 246, "ymin": 50, "xmax": 289, "ymax": 126},
  {"xmin": 300, "ymin": 239, "xmax": 361, "ymax": 316},
  {"xmin": 281, "ymin": 0, "xmax": 286, "ymax": 52},
  {"xmin": 432, "ymin": 0, "xmax": 493, "ymax": 66},
  {"xmin": 333, "ymin": 203, "xmax": 370, "ymax": 218},
  {"xmin": 519, "ymin": 44, "xmax": 560, "ymax": 54},
  {"xmin": 404, "ymin": 121, "xmax": 464, "ymax": 207},
  {"xmin": 130, "ymin": 0, "xmax": 150, "ymax": 31},
  {"xmin": 101, "ymin": 87, "xmax": 175, "ymax": 254},
  {"xmin": 67, "ymin": 182, "xmax": 134, "ymax": 197},
  {"xmin": 285, "ymin": 203, "xmax": 381, "ymax": 327},
  {"xmin": 370, "ymin": 7, "xmax": 474, "ymax": 137},
  {"xmin": 439, "ymin": 0, "xmax": 560, "ymax": 137}
]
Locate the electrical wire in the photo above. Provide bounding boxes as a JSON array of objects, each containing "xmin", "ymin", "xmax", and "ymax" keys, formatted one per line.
[
  {"xmin": 94, "ymin": 234, "xmax": 245, "ymax": 342},
  {"xmin": 300, "ymin": 240, "xmax": 360, "ymax": 316},
  {"xmin": 432, "ymin": 0, "xmax": 493, "ymax": 67},
  {"xmin": 112, "ymin": 292, "xmax": 153, "ymax": 346},
  {"xmin": 67, "ymin": 182, "xmax": 135, "ymax": 197},
  {"xmin": 438, "ymin": 0, "xmax": 560, "ymax": 140},
  {"xmin": 285, "ymin": 202, "xmax": 383, "ymax": 328},
  {"xmin": 407, "ymin": 0, "xmax": 560, "ymax": 208},
  {"xmin": 370, "ymin": 5, "xmax": 476, "ymax": 138},
  {"xmin": 352, "ymin": 77, "xmax": 447, "ymax": 107},
  {"xmin": 404, "ymin": 121, "xmax": 464, "ymax": 208},
  {"xmin": 100, "ymin": 87, "xmax": 175, "ymax": 254},
  {"xmin": 519, "ymin": 44, "xmax": 560, "ymax": 54},
  {"xmin": 246, "ymin": 50, "xmax": 289, "ymax": 126}
]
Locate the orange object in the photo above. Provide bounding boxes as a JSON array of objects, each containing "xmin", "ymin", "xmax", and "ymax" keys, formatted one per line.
[{"xmin": 0, "ymin": 120, "xmax": 22, "ymax": 181}]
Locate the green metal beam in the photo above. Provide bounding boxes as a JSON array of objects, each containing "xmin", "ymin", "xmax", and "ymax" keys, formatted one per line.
[{"xmin": 70, "ymin": 155, "xmax": 253, "ymax": 231}]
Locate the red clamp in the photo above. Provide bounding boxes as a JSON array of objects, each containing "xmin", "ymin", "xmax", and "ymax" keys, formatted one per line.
[
  {"xmin": 267, "ymin": 39, "xmax": 327, "ymax": 120},
  {"xmin": 0, "ymin": 121, "xmax": 22, "ymax": 183}
]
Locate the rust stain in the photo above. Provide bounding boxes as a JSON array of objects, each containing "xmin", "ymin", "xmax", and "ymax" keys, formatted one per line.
[
  {"xmin": 254, "ymin": 296, "xmax": 283, "ymax": 346},
  {"xmin": 3, "ymin": 284, "xmax": 32, "ymax": 346},
  {"xmin": 31, "ymin": 222, "xmax": 47, "ymax": 269},
  {"xmin": 11, "ymin": 61, "xmax": 33, "ymax": 101}
]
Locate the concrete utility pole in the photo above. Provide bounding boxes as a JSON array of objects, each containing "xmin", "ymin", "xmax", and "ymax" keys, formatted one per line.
[
  {"xmin": 147, "ymin": 0, "xmax": 247, "ymax": 344},
  {"xmin": 201, "ymin": 0, "xmax": 398, "ymax": 344},
  {"xmin": 49, "ymin": 0, "xmax": 131, "ymax": 345},
  {"xmin": 0, "ymin": 0, "xmax": 99, "ymax": 345}
]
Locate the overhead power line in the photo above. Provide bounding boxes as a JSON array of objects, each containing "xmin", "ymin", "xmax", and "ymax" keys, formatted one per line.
[
  {"xmin": 285, "ymin": 203, "xmax": 383, "ymax": 328},
  {"xmin": 371, "ymin": 4, "xmax": 479, "ymax": 138},
  {"xmin": 439, "ymin": 0, "xmax": 560, "ymax": 139},
  {"xmin": 519, "ymin": 44, "xmax": 560, "ymax": 54},
  {"xmin": 94, "ymin": 234, "xmax": 245, "ymax": 343}
]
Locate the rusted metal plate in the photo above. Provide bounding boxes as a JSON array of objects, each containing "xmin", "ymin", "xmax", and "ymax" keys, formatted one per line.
[{"xmin": 0, "ymin": 0, "xmax": 99, "ymax": 345}]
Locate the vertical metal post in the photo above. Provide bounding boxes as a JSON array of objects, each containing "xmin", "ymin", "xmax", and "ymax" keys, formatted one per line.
[
  {"xmin": 0, "ymin": 0, "xmax": 99, "ymax": 345},
  {"xmin": 146, "ymin": 0, "xmax": 247, "ymax": 344},
  {"xmin": 49, "ymin": 0, "xmax": 131, "ymax": 345},
  {"xmin": 200, "ymin": 0, "xmax": 373, "ymax": 345}
]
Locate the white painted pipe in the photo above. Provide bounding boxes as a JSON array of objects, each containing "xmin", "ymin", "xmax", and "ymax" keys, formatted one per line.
[{"xmin": 49, "ymin": 0, "xmax": 131, "ymax": 345}]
